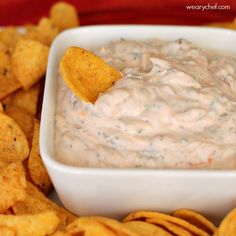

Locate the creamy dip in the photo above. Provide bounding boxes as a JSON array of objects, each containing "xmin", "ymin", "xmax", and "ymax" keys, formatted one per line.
[{"xmin": 55, "ymin": 38, "xmax": 236, "ymax": 169}]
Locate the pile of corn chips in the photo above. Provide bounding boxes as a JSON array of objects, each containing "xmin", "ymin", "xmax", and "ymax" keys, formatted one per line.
[
  {"xmin": 0, "ymin": 1, "xmax": 79, "ymax": 235},
  {"xmin": 1, "ymin": 1, "xmax": 236, "ymax": 234}
]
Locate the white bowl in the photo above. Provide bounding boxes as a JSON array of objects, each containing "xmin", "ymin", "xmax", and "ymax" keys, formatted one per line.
[{"xmin": 40, "ymin": 25, "xmax": 236, "ymax": 222}]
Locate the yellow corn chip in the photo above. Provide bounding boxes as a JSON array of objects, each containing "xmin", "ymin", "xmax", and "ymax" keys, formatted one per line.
[
  {"xmin": 0, "ymin": 211, "xmax": 60, "ymax": 236},
  {"xmin": 9, "ymin": 83, "xmax": 40, "ymax": 116},
  {"xmin": 0, "ymin": 72, "xmax": 21, "ymax": 100},
  {"xmin": 124, "ymin": 221, "xmax": 173, "ymax": 236},
  {"xmin": 0, "ymin": 112, "xmax": 29, "ymax": 167},
  {"xmin": 24, "ymin": 18, "xmax": 59, "ymax": 46},
  {"xmin": 28, "ymin": 119, "xmax": 52, "ymax": 194},
  {"xmin": 217, "ymin": 208, "xmax": 236, "ymax": 236},
  {"xmin": 11, "ymin": 39, "xmax": 49, "ymax": 90},
  {"xmin": 172, "ymin": 209, "xmax": 216, "ymax": 235},
  {"xmin": 62, "ymin": 217, "xmax": 118, "ymax": 236},
  {"xmin": 146, "ymin": 217, "xmax": 193, "ymax": 236},
  {"xmin": 13, "ymin": 194, "xmax": 70, "ymax": 230},
  {"xmin": 36, "ymin": 17, "xmax": 60, "ymax": 46},
  {"xmin": 60, "ymin": 47, "xmax": 121, "ymax": 103},
  {"xmin": 0, "ymin": 41, "xmax": 14, "ymax": 56},
  {"xmin": 0, "ymin": 226, "xmax": 15, "ymax": 236},
  {"xmin": 0, "ymin": 162, "xmax": 26, "ymax": 213},
  {"xmin": 0, "ymin": 41, "xmax": 7, "ymax": 49},
  {"xmin": 13, "ymin": 181, "xmax": 76, "ymax": 228},
  {"xmin": 123, "ymin": 211, "xmax": 209, "ymax": 236},
  {"xmin": 24, "ymin": 24, "xmax": 35, "ymax": 31},
  {"xmin": 6, "ymin": 105, "xmax": 34, "ymax": 145},
  {"xmin": 0, "ymin": 27, "xmax": 21, "ymax": 48},
  {"xmin": 91, "ymin": 216, "xmax": 143, "ymax": 236},
  {"xmin": 23, "ymin": 24, "xmax": 37, "ymax": 41},
  {"xmin": 13, "ymin": 193, "xmax": 55, "ymax": 216},
  {"xmin": 50, "ymin": 2, "xmax": 79, "ymax": 31}
]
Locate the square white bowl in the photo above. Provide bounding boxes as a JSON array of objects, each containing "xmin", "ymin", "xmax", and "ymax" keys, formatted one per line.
[{"xmin": 40, "ymin": 25, "xmax": 236, "ymax": 222}]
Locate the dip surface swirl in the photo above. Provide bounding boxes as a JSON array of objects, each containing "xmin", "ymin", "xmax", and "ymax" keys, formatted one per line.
[{"xmin": 55, "ymin": 38, "xmax": 236, "ymax": 169}]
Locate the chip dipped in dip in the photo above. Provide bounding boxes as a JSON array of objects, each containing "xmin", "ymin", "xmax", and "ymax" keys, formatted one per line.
[{"xmin": 55, "ymin": 38, "xmax": 236, "ymax": 169}]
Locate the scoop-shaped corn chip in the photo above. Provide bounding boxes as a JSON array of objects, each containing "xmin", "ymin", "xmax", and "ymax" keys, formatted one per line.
[
  {"xmin": 11, "ymin": 39, "xmax": 49, "ymax": 90},
  {"xmin": 60, "ymin": 46, "xmax": 121, "ymax": 103}
]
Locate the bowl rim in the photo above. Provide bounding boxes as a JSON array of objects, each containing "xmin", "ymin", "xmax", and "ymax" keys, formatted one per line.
[{"xmin": 40, "ymin": 24, "xmax": 236, "ymax": 175}]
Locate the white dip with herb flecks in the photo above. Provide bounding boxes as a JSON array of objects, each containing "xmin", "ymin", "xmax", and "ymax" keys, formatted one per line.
[{"xmin": 55, "ymin": 38, "xmax": 236, "ymax": 169}]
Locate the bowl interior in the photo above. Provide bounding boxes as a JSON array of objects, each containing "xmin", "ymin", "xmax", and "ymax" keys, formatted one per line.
[{"xmin": 40, "ymin": 25, "xmax": 236, "ymax": 171}]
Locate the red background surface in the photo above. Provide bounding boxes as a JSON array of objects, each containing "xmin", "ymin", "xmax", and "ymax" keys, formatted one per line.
[{"xmin": 0, "ymin": 0, "xmax": 235, "ymax": 26}]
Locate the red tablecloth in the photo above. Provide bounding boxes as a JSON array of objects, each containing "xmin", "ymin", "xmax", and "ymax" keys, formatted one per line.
[{"xmin": 0, "ymin": 0, "xmax": 235, "ymax": 26}]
